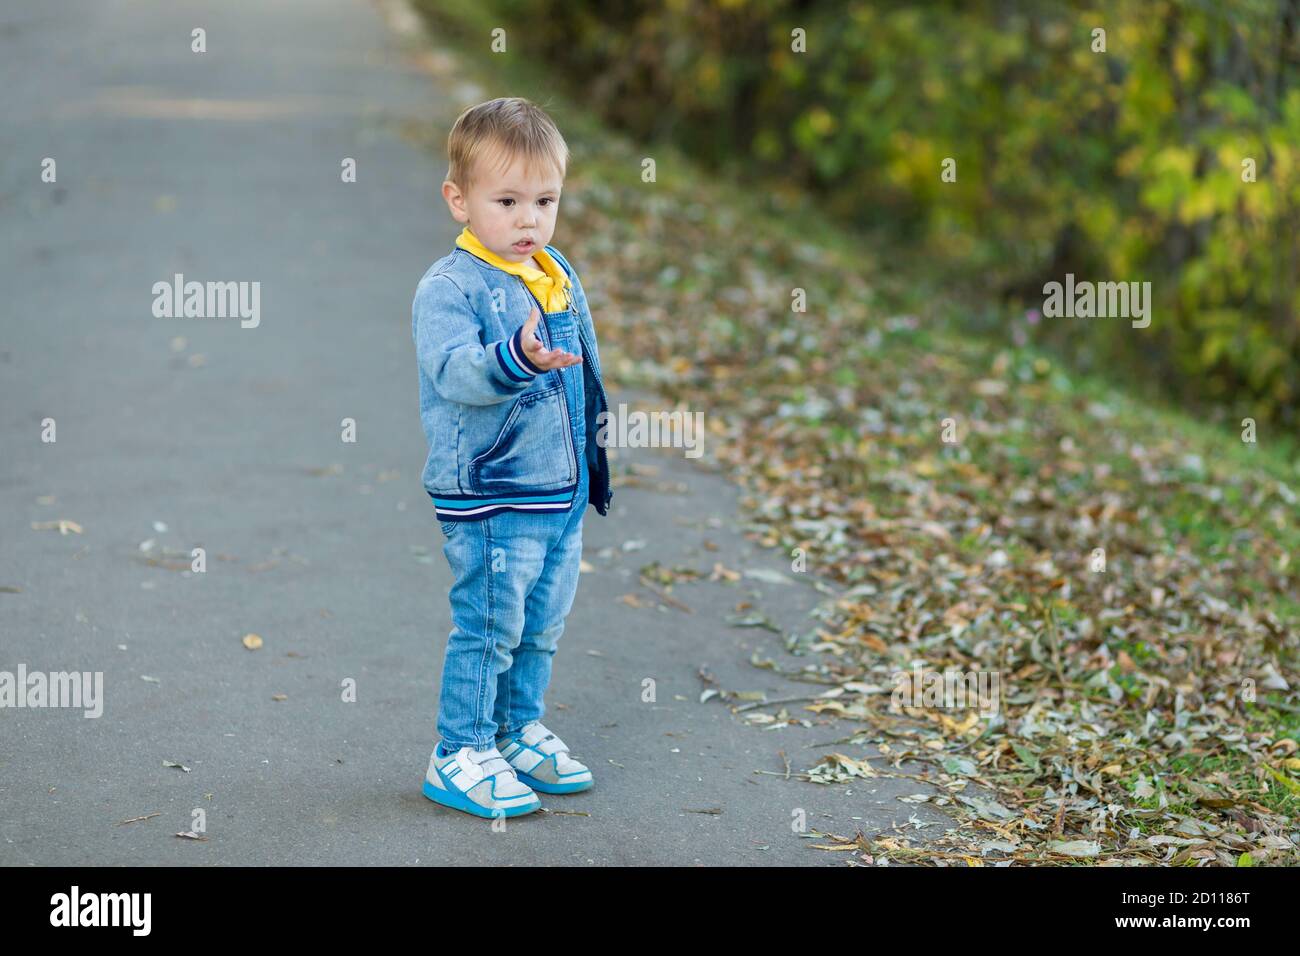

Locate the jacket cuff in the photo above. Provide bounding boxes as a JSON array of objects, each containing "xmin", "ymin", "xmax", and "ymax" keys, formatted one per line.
[{"xmin": 494, "ymin": 326, "xmax": 546, "ymax": 382}]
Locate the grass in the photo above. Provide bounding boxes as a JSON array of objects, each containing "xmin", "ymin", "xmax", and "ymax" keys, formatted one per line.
[{"xmin": 403, "ymin": 0, "xmax": 1300, "ymax": 864}]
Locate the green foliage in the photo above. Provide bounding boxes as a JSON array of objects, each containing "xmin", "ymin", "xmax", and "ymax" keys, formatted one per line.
[{"xmin": 477, "ymin": 0, "xmax": 1300, "ymax": 425}]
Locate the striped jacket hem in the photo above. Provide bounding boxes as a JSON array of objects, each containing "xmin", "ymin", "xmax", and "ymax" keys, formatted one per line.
[{"xmin": 430, "ymin": 483, "xmax": 578, "ymax": 522}]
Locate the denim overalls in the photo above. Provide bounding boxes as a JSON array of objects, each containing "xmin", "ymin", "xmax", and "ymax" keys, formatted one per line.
[{"xmin": 434, "ymin": 282, "xmax": 589, "ymax": 751}]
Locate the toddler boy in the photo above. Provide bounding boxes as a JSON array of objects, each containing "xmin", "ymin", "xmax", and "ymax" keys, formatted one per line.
[{"xmin": 411, "ymin": 97, "xmax": 613, "ymax": 818}]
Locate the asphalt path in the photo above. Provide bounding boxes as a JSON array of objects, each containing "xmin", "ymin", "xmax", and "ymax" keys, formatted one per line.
[{"xmin": 0, "ymin": 0, "xmax": 956, "ymax": 865}]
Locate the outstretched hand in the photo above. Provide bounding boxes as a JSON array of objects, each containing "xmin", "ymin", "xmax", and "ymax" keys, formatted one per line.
[{"xmin": 520, "ymin": 307, "xmax": 582, "ymax": 370}]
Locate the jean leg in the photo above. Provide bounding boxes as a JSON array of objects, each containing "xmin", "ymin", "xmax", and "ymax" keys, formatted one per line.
[
  {"xmin": 435, "ymin": 514, "xmax": 546, "ymax": 750},
  {"xmin": 494, "ymin": 495, "xmax": 586, "ymax": 734}
]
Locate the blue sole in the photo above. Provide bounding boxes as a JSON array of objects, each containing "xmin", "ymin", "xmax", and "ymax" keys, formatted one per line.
[
  {"xmin": 516, "ymin": 770, "xmax": 593, "ymax": 794},
  {"xmin": 422, "ymin": 778, "xmax": 540, "ymax": 818}
]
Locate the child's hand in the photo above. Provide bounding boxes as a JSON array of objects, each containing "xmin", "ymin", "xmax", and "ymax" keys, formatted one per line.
[{"xmin": 520, "ymin": 307, "xmax": 583, "ymax": 370}]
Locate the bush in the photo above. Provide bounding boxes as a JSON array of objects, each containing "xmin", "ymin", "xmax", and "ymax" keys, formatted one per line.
[{"xmin": 480, "ymin": 0, "xmax": 1300, "ymax": 425}]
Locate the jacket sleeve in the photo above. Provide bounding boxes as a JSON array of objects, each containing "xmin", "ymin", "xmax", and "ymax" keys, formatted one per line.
[{"xmin": 413, "ymin": 273, "xmax": 545, "ymax": 406}]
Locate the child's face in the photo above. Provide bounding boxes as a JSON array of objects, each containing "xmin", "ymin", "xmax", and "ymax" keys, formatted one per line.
[{"xmin": 443, "ymin": 151, "xmax": 562, "ymax": 264}]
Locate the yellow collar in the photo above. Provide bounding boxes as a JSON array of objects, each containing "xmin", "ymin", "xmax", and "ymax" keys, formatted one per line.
[{"xmin": 455, "ymin": 226, "xmax": 572, "ymax": 312}]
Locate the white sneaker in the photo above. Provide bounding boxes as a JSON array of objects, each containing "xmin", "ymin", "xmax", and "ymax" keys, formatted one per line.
[
  {"xmin": 422, "ymin": 743, "xmax": 541, "ymax": 818},
  {"xmin": 496, "ymin": 722, "xmax": 593, "ymax": 794}
]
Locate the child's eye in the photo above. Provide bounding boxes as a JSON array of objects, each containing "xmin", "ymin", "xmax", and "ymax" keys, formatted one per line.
[{"xmin": 498, "ymin": 197, "xmax": 556, "ymax": 207}]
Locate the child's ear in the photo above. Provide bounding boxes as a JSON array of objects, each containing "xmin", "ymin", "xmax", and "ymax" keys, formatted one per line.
[{"xmin": 442, "ymin": 181, "xmax": 469, "ymax": 222}]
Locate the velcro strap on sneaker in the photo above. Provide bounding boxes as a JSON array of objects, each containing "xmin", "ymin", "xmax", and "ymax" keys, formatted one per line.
[
  {"xmin": 520, "ymin": 723, "xmax": 567, "ymax": 755},
  {"xmin": 453, "ymin": 752, "xmax": 485, "ymax": 783}
]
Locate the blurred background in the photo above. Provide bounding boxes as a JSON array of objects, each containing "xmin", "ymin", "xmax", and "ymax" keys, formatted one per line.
[
  {"xmin": 423, "ymin": 0, "xmax": 1300, "ymax": 428},
  {"xmin": 3, "ymin": 0, "xmax": 1297, "ymax": 868}
]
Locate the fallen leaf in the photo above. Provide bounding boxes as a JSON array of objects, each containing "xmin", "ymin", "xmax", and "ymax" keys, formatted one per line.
[
  {"xmin": 743, "ymin": 568, "xmax": 795, "ymax": 586},
  {"xmin": 1049, "ymin": 840, "xmax": 1100, "ymax": 857},
  {"xmin": 31, "ymin": 519, "xmax": 83, "ymax": 535}
]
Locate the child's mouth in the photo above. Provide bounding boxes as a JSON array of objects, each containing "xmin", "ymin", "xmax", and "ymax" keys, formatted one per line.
[{"xmin": 513, "ymin": 240, "xmax": 534, "ymax": 252}]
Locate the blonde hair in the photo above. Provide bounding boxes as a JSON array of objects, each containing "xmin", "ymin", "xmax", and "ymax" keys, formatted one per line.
[{"xmin": 445, "ymin": 97, "xmax": 569, "ymax": 195}]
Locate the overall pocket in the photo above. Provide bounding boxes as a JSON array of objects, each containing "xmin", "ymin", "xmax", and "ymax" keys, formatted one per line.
[{"xmin": 468, "ymin": 383, "xmax": 575, "ymax": 493}]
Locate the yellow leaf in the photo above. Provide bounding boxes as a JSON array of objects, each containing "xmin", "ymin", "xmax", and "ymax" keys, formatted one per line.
[{"xmin": 1264, "ymin": 766, "xmax": 1300, "ymax": 794}]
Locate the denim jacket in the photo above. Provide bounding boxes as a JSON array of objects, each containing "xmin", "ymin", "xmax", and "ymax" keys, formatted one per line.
[{"xmin": 412, "ymin": 244, "xmax": 613, "ymax": 522}]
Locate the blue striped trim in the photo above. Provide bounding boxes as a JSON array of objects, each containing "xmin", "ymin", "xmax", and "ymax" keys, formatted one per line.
[
  {"xmin": 430, "ymin": 483, "xmax": 578, "ymax": 521},
  {"xmin": 435, "ymin": 503, "xmax": 575, "ymax": 522},
  {"xmin": 511, "ymin": 326, "xmax": 546, "ymax": 374},
  {"xmin": 493, "ymin": 339, "xmax": 530, "ymax": 382},
  {"xmin": 494, "ymin": 327, "xmax": 544, "ymax": 383},
  {"xmin": 432, "ymin": 488, "xmax": 576, "ymax": 506}
]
